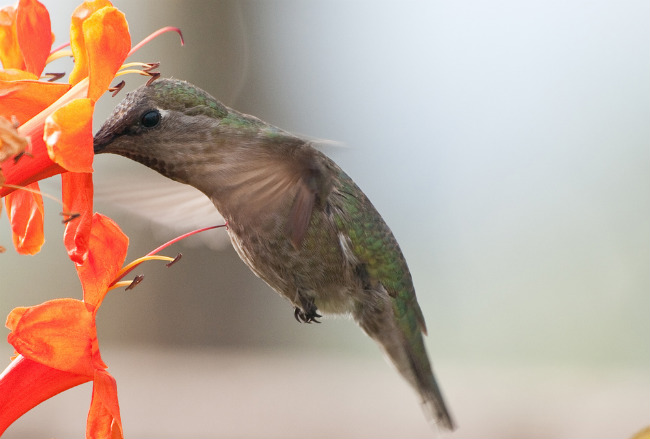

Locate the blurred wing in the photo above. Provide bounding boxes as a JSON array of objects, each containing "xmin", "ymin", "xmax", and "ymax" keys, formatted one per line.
[
  {"xmin": 91, "ymin": 166, "xmax": 229, "ymax": 249},
  {"xmin": 216, "ymin": 140, "xmax": 332, "ymax": 249}
]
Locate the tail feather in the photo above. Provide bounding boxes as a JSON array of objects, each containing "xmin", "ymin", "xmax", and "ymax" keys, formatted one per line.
[{"xmin": 355, "ymin": 298, "xmax": 455, "ymax": 431}]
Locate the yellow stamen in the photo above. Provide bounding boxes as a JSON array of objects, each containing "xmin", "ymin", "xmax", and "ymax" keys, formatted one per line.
[
  {"xmin": 45, "ymin": 49, "xmax": 73, "ymax": 65},
  {"xmin": 118, "ymin": 62, "xmax": 156, "ymax": 70},
  {"xmin": 114, "ymin": 69, "xmax": 154, "ymax": 78},
  {"xmin": 113, "ymin": 255, "xmax": 176, "ymax": 281},
  {"xmin": 108, "ymin": 281, "xmax": 133, "ymax": 291}
]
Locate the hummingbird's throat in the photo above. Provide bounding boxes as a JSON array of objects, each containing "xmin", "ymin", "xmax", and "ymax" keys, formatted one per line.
[{"xmin": 117, "ymin": 150, "xmax": 191, "ymax": 185}]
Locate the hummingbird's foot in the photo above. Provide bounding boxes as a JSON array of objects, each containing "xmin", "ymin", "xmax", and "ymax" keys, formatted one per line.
[
  {"xmin": 293, "ymin": 296, "xmax": 322, "ymax": 324},
  {"xmin": 294, "ymin": 306, "xmax": 322, "ymax": 323}
]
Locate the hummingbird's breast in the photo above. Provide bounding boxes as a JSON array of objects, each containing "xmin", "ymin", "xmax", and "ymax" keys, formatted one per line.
[{"xmin": 223, "ymin": 205, "xmax": 358, "ymax": 315}]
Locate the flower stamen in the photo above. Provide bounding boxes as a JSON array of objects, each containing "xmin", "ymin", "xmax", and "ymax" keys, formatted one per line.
[
  {"xmin": 142, "ymin": 62, "xmax": 160, "ymax": 72},
  {"xmin": 43, "ymin": 72, "xmax": 65, "ymax": 82},
  {"xmin": 108, "ymin": 281, "xmax": 132, "ymax": 290},
  {"xmin": 118, "ymin": 254, "xmax": 177, "ymax": 277},
  {"xmin": 60, "ymin": 212, "xmax": 81, "ymax": 224},
  {"xmin": 44, "ymin": 48, "xmax": 73, "ymax": 65},
  {"xmin": 108, "ymin": 80, "xmax": 126, "ymax": 97},
  {"xmin": 49, "ymin": 42, "xmax": 71, "ymax": 56},
  {"xmin": 146, "ymin": 72, "xmax": 160, "ymax": 86},
  {"xmin": 147, "ymin": 225, "xmax": 226, "ymax": 256},
  {"xmin": 110, "ymin": 254, "xmax": 178, "ymax": 290},
  {"xmin": 12, "ymin": 151, "xmax": 32, "ymax": 164},
  {"xmin": 124, "ymin": 274, "xmax": 144, "ymax": 291},
  {"xmin": 109, "ymin": 225, "xmax": 225, "ymax": 287},
  {"xmin": 119, "ymin": 62, "xmax": 158, "ymax": 71},
  {"xmin": 128, "ymin": 26, "xmax": 184, "ymax": 57},
  {"xmin": 166, "ymin": 253, "xmax": 182, "ymax": 267}
]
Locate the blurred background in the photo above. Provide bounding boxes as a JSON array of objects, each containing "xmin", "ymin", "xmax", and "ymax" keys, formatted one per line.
[{"xmin": 1, "ymin": 0, "xmax": 649, "ymax": 437}]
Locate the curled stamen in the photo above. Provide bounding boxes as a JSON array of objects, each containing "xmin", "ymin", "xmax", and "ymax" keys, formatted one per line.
[
  {"xmin": 43, "ymin": 72, "xmax": 65, "ymax": 82},
  {"xmin": 166, "ymin": 253, "xmax": 182, "ymax": 267},
  {"xmin": 146, "ymin": 72, "xmax": 160, "ymax": 86},
  {"xmin": 108, "ymin": 80, "xmax": 126, "ymax": 97},
  {"xmin": 143, "ymin": 62, "xmax": 160, "ymax": 72},
  {"xmin": 125, "ymin": 274, "xmax": 144, "ymax": 291}
]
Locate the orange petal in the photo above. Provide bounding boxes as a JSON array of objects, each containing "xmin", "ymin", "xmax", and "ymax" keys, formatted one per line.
[
  {"xmin": 83, "ymin": 7, "xmax": 130, "ymax": 102},
  {"xmin": 0, "ymin": 79, "xmax": 71, "ymax": 124},
  {"xmin": 4, "ymin": 181, "xmax": 44, "ymax": 254},
  {"xmin": 0, "ymin": 355, "xmax": 92, "ymax": 436},
  {"xmin": 0, "ymin": 133, "xmax": 65, "ymax": 197},
  {"xmin": 76, "ymin": 213, "xmax": 129, "ymax": 308},
  {"xmin": 68, "ymin": 0, "xmax": 113, "ymax": 87},
  {"xmin": 15, "ymin": 0, "xmax": 52, "ymax": 76},
  {"xmin": 0, "ymin": 78, "xmax": 88, "ymax": 197},
  {"xmin": 0, "ymin": 5, "xmax": 24, "ymax": 71},
  {"xmin": 6, "ymin": 298, "xmax": 97, "ymax": 377},
  {"xmin": 62, "ymin": 172, "xmax": 94, "ymax": 264},
  {"xmin": 87, "ymin": 370, "xmax": 123, "ymax": 439},
  {"xmin": 69, "ymin": 4, "xmax": 130, "ymax": 102},
  {"xmin": 0, "ymin": 68, "xmax": 38, "ymax": 81},
  {"xmin": 43, "ymin": 97, "xmax": 94, "ymax": 173},
  {"xmin": 5, "ymin": 306, "xmax": 27, "ymax": 331}
]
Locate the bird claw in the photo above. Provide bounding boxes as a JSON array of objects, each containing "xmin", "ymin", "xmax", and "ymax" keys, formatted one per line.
[{"xmin": 293, "ymin": 305, "xmax": 322, "ymax": 324}]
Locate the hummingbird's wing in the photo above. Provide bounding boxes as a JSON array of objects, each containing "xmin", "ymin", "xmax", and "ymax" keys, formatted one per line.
[
  {"xmin": 215, "ymin": 139, "xmax": 332, "ymax": 249},
  {"xmin": 90, "ymin": 164, "xmax": 228, "ymax": 249}
]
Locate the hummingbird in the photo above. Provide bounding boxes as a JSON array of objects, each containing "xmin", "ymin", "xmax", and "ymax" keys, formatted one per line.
[{"xmin": 93, "ymin": 78, "xmax": 455, "ymax": 431}]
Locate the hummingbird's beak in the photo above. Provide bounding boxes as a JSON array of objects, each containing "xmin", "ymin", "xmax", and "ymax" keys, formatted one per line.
[{"xmin": 93, "ymin": 129, "xmax": 112, "ymax": 154}]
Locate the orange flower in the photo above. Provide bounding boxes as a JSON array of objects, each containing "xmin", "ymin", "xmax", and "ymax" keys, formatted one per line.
[
  {"xmin": 0, "ymin": 1, "xmax": 188, "ymax": 437},
  {"xmin": 0, "ymin": 0, "xmax": 130, "ymax": 262},
  {"xmin": 0, "ymin": 213, "xmax": 128, "ymax": 438},
  {"xmin": 0, "ymin": 214, "xmax": 198, "ymax": 437},
  {"xmin": 0, "ymin": 0, "xmax": 52, "ymax": 76},
  {"xmin": 0, "ymin": 0, "xmax": 181, "ymax": 262}
]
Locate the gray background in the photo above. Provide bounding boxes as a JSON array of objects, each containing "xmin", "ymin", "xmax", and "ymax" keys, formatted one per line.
[{"xmin": 1, "ymin": 1, "xmax": 648, "ymax": 437}]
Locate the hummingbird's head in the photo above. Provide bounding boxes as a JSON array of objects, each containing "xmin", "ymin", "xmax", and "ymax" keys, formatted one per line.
[
  {"xmin": 93, "ymin": 77, "xmax": 306, "ymax": 205},
  {"xmin": 93, "ymin": 77, "xmax": 228, "ymax": 166},
  {"xmin": 93, "ymin": 78, "xmax": 285, "ymax": 187}
]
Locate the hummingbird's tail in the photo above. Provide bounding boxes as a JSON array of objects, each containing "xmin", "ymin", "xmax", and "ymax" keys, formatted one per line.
[{"xmin": 354, "ymin": 297, "xmax": 455, "ymax": 431}]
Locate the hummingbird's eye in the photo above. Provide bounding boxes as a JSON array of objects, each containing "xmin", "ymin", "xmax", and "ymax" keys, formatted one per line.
[{"xmin": 141, "ymin": 109, "xmax": 161, "ymax": 128}]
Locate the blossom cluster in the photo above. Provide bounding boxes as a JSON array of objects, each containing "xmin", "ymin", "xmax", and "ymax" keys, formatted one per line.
[{"xmin": 0, "ymin": 0, "xmax": 183, "ymax": 436}]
